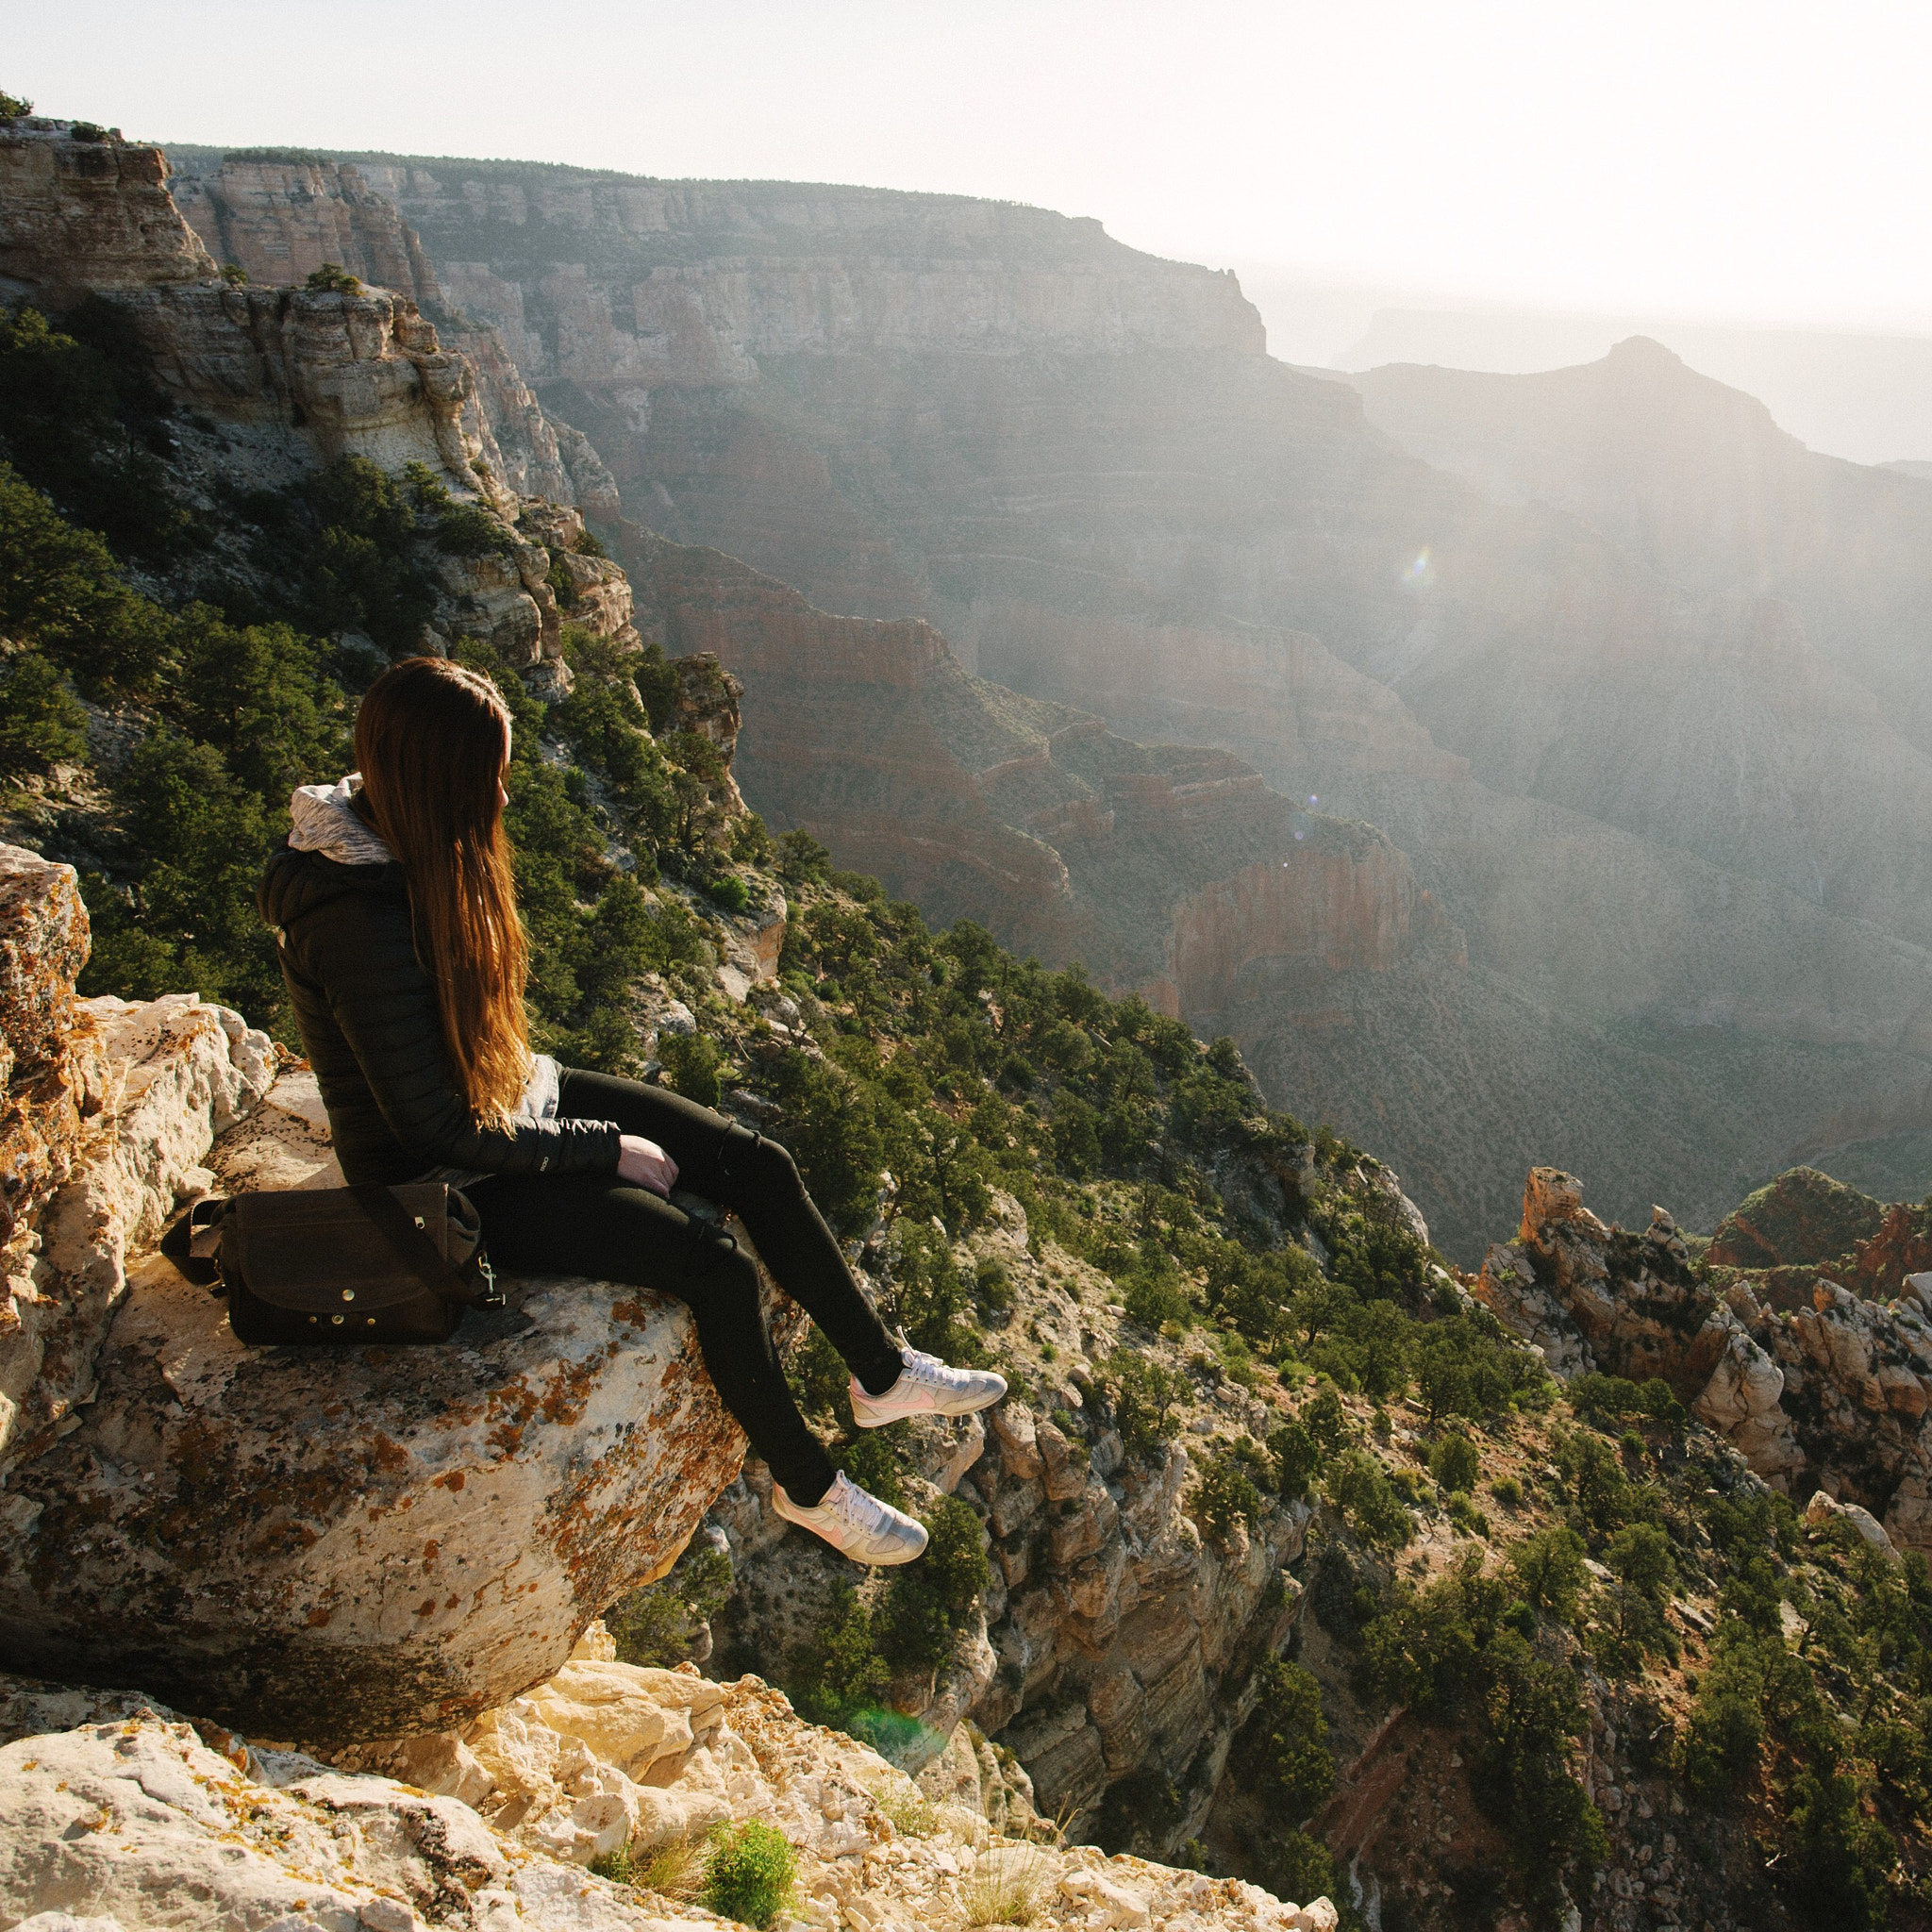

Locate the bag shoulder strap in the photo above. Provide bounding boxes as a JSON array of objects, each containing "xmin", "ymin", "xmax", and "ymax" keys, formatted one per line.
[{"xmin": 351, "ymin": 1185, "xmax": 506, "ymax": 1310}]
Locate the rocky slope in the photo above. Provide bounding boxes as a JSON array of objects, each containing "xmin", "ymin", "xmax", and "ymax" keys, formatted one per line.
[
  {"xmin": 1475, "ymin": 1163, "xmax": 1932, "ymax": 1550},
  {"xmin": 0, "ymin": 1625, "xmax": 1338, "ymax": 1932}
]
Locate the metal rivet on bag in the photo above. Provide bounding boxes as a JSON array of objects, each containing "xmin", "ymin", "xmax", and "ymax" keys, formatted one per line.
[
  {"xmin": 331, "ymin": 1314, "xmax": 344, "ymax": 1325},
  {"xmin": 342, "ymin": 1290, "xmax": 355, "ymax": 1302},
  {"xmin": 366, "ymin": 1317, "xmax": 375, "ymax": 1325},
  {"xmin": 414, "ymin": 1216, "xmax": 425, "ymax": 1228}
]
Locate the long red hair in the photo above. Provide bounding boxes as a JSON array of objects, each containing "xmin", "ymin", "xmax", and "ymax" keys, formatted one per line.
[{"xmin": 354, "ymin": 658, "xmax": 528, "ymax": 1126}]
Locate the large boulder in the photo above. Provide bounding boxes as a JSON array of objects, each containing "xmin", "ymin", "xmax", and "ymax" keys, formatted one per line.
[
  {"xmin": 0, "ymin": 847, "xmax": 275, "ymax": 1469},
  {"xmin": 0, "ymin": 1076, "xmax": 754, "ymax": 1744},
  {"xmin": 0, "ymin": 846, "xmax": 749, "ymax": 1747}
]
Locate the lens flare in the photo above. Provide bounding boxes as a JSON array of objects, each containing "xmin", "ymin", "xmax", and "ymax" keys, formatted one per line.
[{"xmin": 1403, "ymin": 546, "xmax": 1435, "ymax": 589}]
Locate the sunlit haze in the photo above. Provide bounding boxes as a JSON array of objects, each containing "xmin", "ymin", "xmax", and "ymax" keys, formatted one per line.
[{"xmin": 12, "ymin": 0, "xmax": 1932, "ymax": 331}]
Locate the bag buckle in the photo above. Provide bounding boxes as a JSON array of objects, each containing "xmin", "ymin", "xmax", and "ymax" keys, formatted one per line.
[{"xmin": 475, "ymin": 1254, "xmax": 506, "ymax": 1308}]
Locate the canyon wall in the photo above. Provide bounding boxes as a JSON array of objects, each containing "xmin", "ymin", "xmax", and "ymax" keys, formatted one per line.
[
  {"xmin": 166, "ymin": 146, "xmax": 616, "ymax": 509},
  {"xmin": 152, "ymin": 140, "xmax": 1932, "ymax": 1253},
  {"xmin": 628, "ymin": 525, "xmax": 1441, "ymax": 1024}
]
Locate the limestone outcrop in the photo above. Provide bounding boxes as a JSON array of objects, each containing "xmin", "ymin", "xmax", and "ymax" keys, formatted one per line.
[
  {"xmin": 0, "ymin": 1638, "xmax": 1337, "ymax": 1932},
  {"xmin": 0, "ymin": 122, "xmax": 517, "ymax": 523},
  {"xmin": 0, "ymin": 847, "xmax": 274, "ymax": 1470},
  {"xmin": 168, "ymin": 149, "xmax": 619, "ymax": 513},
  {"xmin": 0, "ymin": 851, "xmax": 751, "ymax": 1748},
  {"xmin": 1475, "ymin": 1164, "xmax": 1932, "ymax": 1550},
  {"xmin": 0, "ymin": 119, "xmax": 217, "ymax": 297}
]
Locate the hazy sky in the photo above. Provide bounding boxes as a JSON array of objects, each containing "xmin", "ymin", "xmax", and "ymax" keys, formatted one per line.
[{"xmin": 14, "ymin": 0, "xmax": 1932, "ymax": 327}]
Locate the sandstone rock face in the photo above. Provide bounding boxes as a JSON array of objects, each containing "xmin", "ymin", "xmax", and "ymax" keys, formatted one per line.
[
  {"xmin": 520, "ymin": 503, "xmax": 641, "ymax": 647},
  {"xmin": 1158, "ymin": 836, "xmax": 1442, "ymax": 1026},
  {"xmin": 0, "ymin": 121, "xmax": 217, "ymax": 297},
  {"xmin": 173, "ymin": 152, "xmax": 443, "ymax": 307},
  {"xmin": 1474, "ymin": 1164, "xmax": 1932, "ymax": 1547},
  {"xmin": 169, "ymin": 151, "xmax": 617, "ymax": 513},
  {"xmin": 0, "ymin": 1650, "xmax": 1335, "ymax": 1932},
  {"xmin": 0, "ymin": 125, "xmax": 516, "ymax": 525}
]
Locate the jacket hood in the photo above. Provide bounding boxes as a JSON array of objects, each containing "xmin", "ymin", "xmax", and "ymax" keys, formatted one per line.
[{"xmin": 289, "ymin": 774, "xmax": 393, "ymax": 865}]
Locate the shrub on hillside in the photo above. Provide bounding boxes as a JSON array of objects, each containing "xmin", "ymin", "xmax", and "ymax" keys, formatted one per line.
[
  {"xmin": 658, "ymin": 1031, "xmax": 725, "ymax": 1107},
  {"xmin": 1103, "ymin": 1351, "xmax": 1188, "ymax": 1459},
  {"xmin": 1355, "ymin": 1554, "xmax": 1604, "ymax": 1914},
  {"xmin": 434, "ymin": 499, "xmax": 514, "ymax": 557},
  {"xmin": 790, "ymin": 1583, "xmax": 889, "ymax": 1732},
  {"xmin": 874, "ymin": 1494, "xmax": 989, "ymax": 1674},
  {"xmin": 0, "ymin": 304, "xmax": 192, "ymax": 561},
  {"xmin": 1266, "ymin": 1416, "xmax": 1323, "ymax": 1502},
  {"xmin": 701, "ymin": 1821, "xmax": 795, "ymax": 1928},
  {"xmin": 1239, "ymin": 1657, "xmax": 1335, "ymax": 1823},
  {"xmin": 1191, "ymin": 1454, "xmax": 1267, "ymax": 1548},
  {"xmin": 1326, "ymin": 1449, "xmax": 1414, "ymax": 1552},
  {"xmin": 1510, "ymin": 1525, "xmax": 1589, "ymax": 1625},
  {"xmin": 1429, "ymin": 1429, "xmax": 1481, "ymax": 1496},
  {"xmin": 1571, "ymin": 1372, "xmax": 1686, "ymax": 1432},
  {"xmin": 0, "ymin": 649, "xmax": 85, "ymax": 780},
  {"xmin": 607, "ymin": 1540, "xmax": 733, "ymax": 1668}
]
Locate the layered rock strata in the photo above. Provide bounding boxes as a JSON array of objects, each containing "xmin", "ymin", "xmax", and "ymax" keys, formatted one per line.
[
  {"xmin": 1475, "ymin": 1164, "xmax": 1932, "ymax": 1551},
  {"xmin": 0, "ymin": 122, "xmax": 515, "ymax": 518},
  {"xmin": 627, "ymin": 527, "xmax": 1441, "ymax": 1024},
  {"xmin": 168, "ymin": 148, "xmax": 618, "ymax": 511}
]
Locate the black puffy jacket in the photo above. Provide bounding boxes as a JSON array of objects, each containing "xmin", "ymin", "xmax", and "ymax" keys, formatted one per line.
[{"xmin": 257, "ymin": 842, "xmax": 623, "ymax": 1187}]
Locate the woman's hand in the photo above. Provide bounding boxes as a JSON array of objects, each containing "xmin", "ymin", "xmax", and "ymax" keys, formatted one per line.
[{"xmin": 618, "ymin": 1134, "xmax": 679, "ymax": 1197}]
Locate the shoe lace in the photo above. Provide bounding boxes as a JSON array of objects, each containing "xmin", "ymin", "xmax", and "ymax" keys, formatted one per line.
[
  {"xmin": 898, "ymin": 1348, "xmax": 951, "ymax": 1388},
  {"xmin": 826, "ymin": 1473, "xmax": 890, "ymax": 1534}
]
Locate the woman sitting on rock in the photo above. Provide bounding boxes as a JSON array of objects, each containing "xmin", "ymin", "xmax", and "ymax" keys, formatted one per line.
[{"xmin": 257, "ymin": 655, "xmax": 1004, "ymax": 1564}]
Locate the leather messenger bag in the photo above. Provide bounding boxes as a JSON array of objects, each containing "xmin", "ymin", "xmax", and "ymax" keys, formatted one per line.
[{"xmin": 178, "ymin": 1184, "xmax": 504, "ymax": 1344}]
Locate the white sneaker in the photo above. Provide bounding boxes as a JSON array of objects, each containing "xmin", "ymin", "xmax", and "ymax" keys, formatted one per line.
[
  {"xmin": 850, "ymin": 1346, "xmax": 1008, "ymax": 1428},
  {"xmin": 772, "ymin": 1471, "xmax": 929, "ymax": 1564}
]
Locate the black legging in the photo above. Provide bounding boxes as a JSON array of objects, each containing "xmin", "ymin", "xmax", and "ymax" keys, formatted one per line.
[{"xmin": 467, "ymin": 1068, "xmax": 902, "ymax": 1506}]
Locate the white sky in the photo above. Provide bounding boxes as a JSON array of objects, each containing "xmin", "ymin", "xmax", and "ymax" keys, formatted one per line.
[{"xmin": 13, "ymin": 0, "xmax": 1932, "ymax": 328}]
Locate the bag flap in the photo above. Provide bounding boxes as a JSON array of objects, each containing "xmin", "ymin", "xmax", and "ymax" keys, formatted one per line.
[{"xmin": 227, "ymin": 1185, "xmax": 459, "ymax": 1315}]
